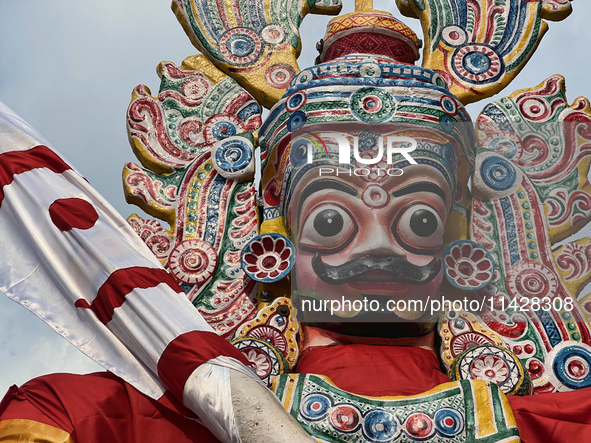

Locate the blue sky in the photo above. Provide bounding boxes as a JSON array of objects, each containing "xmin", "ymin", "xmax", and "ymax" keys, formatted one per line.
[{"xmin": 1, "ymin": 1, "xmax": 591, "ymax": 394}]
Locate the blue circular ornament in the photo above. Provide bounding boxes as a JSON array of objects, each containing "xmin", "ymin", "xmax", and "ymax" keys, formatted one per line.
[
  {"xmin": 300, "ymin": 393, "xmax": 331, "ymax": 420},
  {"xmin": 286, "ymin": 92, "xmax": 307, "ymax": 112},
  {"xmin": 226, "ymin": 33, "xmax": 255, "ymax": 57},
  {"xmin": 463, "ymin": 52, "xmax": 491, "ymax": 75},
  {"xmin": 489, "ymin": 136, "xmax": 518, "ymax": 159},
  {"xmin": 442, "ymin": 143, "xmax": 456, "ymax": 168},
  {"xmin": 219, "ymin": 28, "xmax": 262, "ymax": 65},
  {"xmin": 211, "ymin": 121, "xmax": 237, "ymax": 140},
  {"xmin": 362, "ymin": 410, "xmax": 398, "ymax": 441},
  {"xmin": 440, "ymin": 96, "xmax": 458, "ymax": 116},
  {"xmin": 480, "ymin": 156, "xmax": 517, "ymax": 191},
  {"xmin": 451, "ymin": 45, "xmax": 503, "ymax": 85},
  {"xmin": 214, "ymin": 138, "xmax": 252, "ymax": 173},
  {"xmin": 552, "ymin": 344, "xmax": 591, "ymax": 390},
  {"xmin": 287, "ymin": 111, "xmax": 307, "ymax": 132},
  {"xmin": 434, "ymin": 408, "xmax": 463, "ymax": 437},
  {"xmin": 290, "ymin": 138, "xmax": 312, "ymax": 167},
  {"xmin": 439, "ymin": 114, "xmax": 454, "ymax": 132}
]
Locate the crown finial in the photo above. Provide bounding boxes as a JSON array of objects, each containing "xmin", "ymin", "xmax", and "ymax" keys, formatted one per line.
[
  {"xmin": 318, "ymin": 7, "xmax": 420, "ymax": 64},
  {"xmin": 355, "ymin": 0, "xmax": 373, "ymax": 12}
]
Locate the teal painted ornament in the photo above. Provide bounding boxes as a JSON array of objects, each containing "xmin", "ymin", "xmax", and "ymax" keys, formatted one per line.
[{"xmin": 350, "ymin": 87, "xmax": 395, "ymax": 123}]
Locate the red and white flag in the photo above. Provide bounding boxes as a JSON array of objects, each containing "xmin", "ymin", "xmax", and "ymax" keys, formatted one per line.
[{"xmin": 0, "ymin": 102, "xmax": 256, "ymax": 442}]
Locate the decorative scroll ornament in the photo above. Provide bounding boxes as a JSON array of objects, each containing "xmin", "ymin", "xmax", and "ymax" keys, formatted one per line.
[
  {"xmin": 440, "ymin": 75, "xmax": 591, "ymax": 394},
  {"xmin": 395, "ymin": 0, "xmax": 573, "ymax": 104},
  {"xmin": 125, "ymin": 55, "xmax": 261, "ymax": 178},
  {"xmin": 124, "ymin": 55, "xmax": 263, "ymax": 339},
  {"xmin": 232, "ymin": 297, "xmax": 300, "ymax": 376},
  {"xmin": 171, "ymin": 0, "xmax": 343, "ymax": 108}
]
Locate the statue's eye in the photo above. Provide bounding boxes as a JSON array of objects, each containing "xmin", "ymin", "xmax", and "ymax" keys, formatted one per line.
[
  {"xmin": 299, "ymin": 204, "xmax": 357, "ymax": 253},
  {"xmin": 410, "ymin": 209, "xmax": 438, "ymax": 237},
  {"xmin": 313, "ymin": 208, "xmax": 344, "ymax": 237},
  {"xmin": 392, "ymin": 203, "xmax": 444, "ymax": 254}
]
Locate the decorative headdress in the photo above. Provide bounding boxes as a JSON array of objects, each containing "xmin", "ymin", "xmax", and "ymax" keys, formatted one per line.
[{"xmin": 257, "ymin": 8, "xmax": 476, "ymax": 259}]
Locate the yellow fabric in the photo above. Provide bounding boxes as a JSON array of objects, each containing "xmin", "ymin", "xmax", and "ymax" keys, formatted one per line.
[{"xmin": 0, "ymin": 419, "xmax": 74, "ymax": 443}]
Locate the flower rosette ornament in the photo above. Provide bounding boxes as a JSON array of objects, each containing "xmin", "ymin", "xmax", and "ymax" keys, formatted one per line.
[
  {"xmin": 450, "ymin": 344, "xmax": 531, "ymax": 396},
  {"xmin": 168, "ymin": 239, "xmax": 218, "ymax": 285},
  {"xmin": 443, "ymin": 240, "xmax": 495, "ymax": 290},
  {"xmin": 241, "ymin": 233, "xmax": 295, "ymax": 282},
  {"xmin": 246, "ymin": 348, "xmax": 271, "ymax": 377},
  {"xmin": 471, "ymin": 355, "xmax": 509, "ymax": 384},
  {"xmin": 545, "ymin": 342, "xmax": 591, "ymax": 391},
  {"xmin": 231, "ymin": 337, "xmax": 288, "ymax": 387}
]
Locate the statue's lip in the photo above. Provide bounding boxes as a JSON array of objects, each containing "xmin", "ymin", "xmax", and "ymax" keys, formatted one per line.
[{"xmin": 345, "ymin": 270, "xmax": 412, "ymax": 293}]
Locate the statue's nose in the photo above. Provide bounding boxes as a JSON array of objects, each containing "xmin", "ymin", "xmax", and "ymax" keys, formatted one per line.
[{"xmin": 349, "ymin": 223, "xmax": 406, "ymax": 260}]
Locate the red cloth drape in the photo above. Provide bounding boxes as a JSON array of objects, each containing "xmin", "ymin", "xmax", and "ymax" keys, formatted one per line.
[
  {"xmin": 508, "ymin": 392, "xmax": 591, "ymax": 442},
  {"xmin": 295, "ymin": 344, "xmax": 451, "ymax": 397},
  {"xmin": 0, "ymin": 372, "xmax": 219, "ymax": 443},
  {"xmin": 4, "ymin": 345, "xmax": 591, "ymax": 442}
]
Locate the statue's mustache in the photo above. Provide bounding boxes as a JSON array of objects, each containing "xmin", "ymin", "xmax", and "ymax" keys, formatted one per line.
[{"xmin": 311, "ymin": 253, "xmax": 441, "ymax": 285}]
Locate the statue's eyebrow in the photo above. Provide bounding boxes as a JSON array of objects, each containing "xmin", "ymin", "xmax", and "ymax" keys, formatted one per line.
[
  {"xmin": 391, "ymin": 181, "xmax": 447, "ymax": 205},
  {"xmin": 297, "ymin": 179, "xmax": 358, "ymax": 215}
]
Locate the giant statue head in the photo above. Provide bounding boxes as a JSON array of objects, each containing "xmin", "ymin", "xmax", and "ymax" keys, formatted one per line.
[{"xmin": 253, "ymin": 11, "xmax": 476, "ymax": 340}]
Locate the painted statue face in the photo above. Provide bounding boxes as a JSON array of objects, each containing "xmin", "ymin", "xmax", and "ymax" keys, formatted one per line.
[{"xmin": 290, "ymin": 155, "xmax": 453, "ymax": 335}]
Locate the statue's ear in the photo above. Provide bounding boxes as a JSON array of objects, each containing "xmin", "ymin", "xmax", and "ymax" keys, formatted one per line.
[
  {"xmin": 171, "ymin": 0, "xmax": 342, "ymax": 109},
  {"xmin": 396, "ymin": 0, "xmax": 572, "ymax": 105}
]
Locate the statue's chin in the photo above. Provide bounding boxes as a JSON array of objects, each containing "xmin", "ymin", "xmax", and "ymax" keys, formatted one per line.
[
  {"xmin": 294, "ymin": 294, "xmax": 437, "ymax": 338},
  {"xmin": 298, "ymin": 302, "xmax": 437, "ymax": 338},
  {"xmin": 302, "ymin": 320, "xmax": 437, "ymax": 339}
]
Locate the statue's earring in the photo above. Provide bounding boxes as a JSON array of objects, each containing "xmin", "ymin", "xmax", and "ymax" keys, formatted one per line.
[
  {"xmin": 241, "ymin": 233, "xmax": 296, "ymax": 282},
  {"xmin": 442, "ymin": 240, "xmax": 495, "ymax": 290}
]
